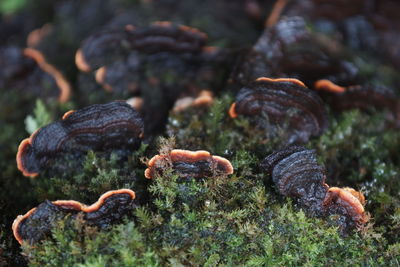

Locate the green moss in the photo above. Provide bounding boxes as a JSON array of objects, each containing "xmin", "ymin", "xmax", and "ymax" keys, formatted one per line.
[
  {"xmin": 24, "ymin": 99, "xmax": 54, "ymax": 134},
  {"xmin": 19, "ymin": 117, "xmax": 400, "ymax": 265},
  {"xmin": 23, "ymin": 219, "xmax": 160, "ymax": 267},
  {"xmin": 0, "ymin": 0, "xmax": 27, "ymax": 15},
  {"xmin": 33, "ymin": 143, "xmax": 150, "ymax": 204},
  {"xmin": 2, "ymin": 89, "xmax": 400, "ymax": 265}
]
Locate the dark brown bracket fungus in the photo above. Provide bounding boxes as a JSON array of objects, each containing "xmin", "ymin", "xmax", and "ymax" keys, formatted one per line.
[
  {"xmin": 16, "ymin": 101, "xmax": 144, "ymax": 177},
  {"xmin": 12, "ymin": 189, "xmax": 136, "ymax": 245},
  {"xmin": 230, "ymin": 16, "xmax": 359, "ymax": 90},
  {"xmin": 76, "ymin": 21, "xmax": 208, "ymax": 73},
  {"xmin": 76, "ymin": 22, "xmax": 223, "ymax": 136},
  {"xmin": 261, "ymin": 146, "xmax": 368, "ymax": 234},
  {"xmin": 315, "ymin": 79, "xmax": 400, "ymax": 127},
  {"xmin": 144, "ymin": 149, "xmax": 233, "ymax": 179},
  {"xmin": 0, "ymin": 46, "xmax": 71, "ymax": 103},
  {"xmin": 229, "ymin": 77, "xmax": 328, "ymax": 143}
]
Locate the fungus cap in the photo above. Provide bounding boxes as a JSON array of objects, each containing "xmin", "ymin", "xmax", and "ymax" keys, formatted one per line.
[{"xmin": 145, "ymin": 149, "xmax": 233, "ymax": 179}]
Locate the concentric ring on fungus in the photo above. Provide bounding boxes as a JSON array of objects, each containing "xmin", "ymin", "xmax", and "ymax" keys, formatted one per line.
[
  {"xmin": 12, "ymin": 189, "xmax": 136, "ymax": 245},
  {"xmin": 229, "ymin": 77, "xmax": 328, "ymax": 143},
  {"xmin": 75, "ymin": 21, "xmax": 208, "ymax": 73},
  {"xmin": 261, "ymin": 146, "xmax": 368, "ymax": 234},
  {"xmin": 16, "ymin": 101, "xmax": 144, "ymax": 177},
  {"xmin": 144, "ymin": 149, "xmax": 233, "ymax": 179}
]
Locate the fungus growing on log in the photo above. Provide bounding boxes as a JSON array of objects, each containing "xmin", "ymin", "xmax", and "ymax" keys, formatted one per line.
[
  {"xmin": 12, "ymin": 189, "xmax": 136, "ymax": 245},
  {"xmin": 144, "ymin": 149, "xmax": 233, "ymax": 179},
  {"xmin": 315, "ymin": 79, "xmax": 400, "ymax": 126},
  {"xmin": 0, "ymin": 46, "xmax": 71, "ymax": 103},
  {"xmin": 229, "ymin": 77, "xmax": 328, "ymax": 143},
  {"xmin": 261, "ymin": 146, "xmax": 368, "ymax": 234},
  {"xmin": 16, "ymin": 101, "xmax": 144, "ymax": 177}
]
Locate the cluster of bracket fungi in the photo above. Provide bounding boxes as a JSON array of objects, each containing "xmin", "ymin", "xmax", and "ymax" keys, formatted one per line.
[
  {"xmin": 13, "ymin": 189, "xmax": 137, "ymax": 245},
  {"xmin": 75, "ymin": 21, "xmax": 223, "ymax": 135},
  {"xmin": 11, "ymin": 0, "xmax": 400, "ymax": 246}
]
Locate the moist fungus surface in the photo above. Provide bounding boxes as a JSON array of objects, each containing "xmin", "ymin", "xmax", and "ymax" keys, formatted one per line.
[
  {"xmin": 12, "ymin": 189, "xmax": 136, "ymax": 245},
  {"xmin": 145, "ymin": 149, "xmax": 233, "ymax": 179},
  {"xmin": 17, "ymin": 101, "xmax": 144, "ymax": 177},
  {"xmin": 262, "ymin": 146, "xmax": 368, "ymax": 234},
  {"xmin": 229, "ymin": 77, "xmax": 328, "ymax": 143}
]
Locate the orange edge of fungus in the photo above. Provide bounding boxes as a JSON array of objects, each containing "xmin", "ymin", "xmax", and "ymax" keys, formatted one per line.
[
  {"xmin": 265, "ymin": 0, "xmax": 288, "ymax": 27},
  {"xmin": 75, "ymin": 48, "xmax": 92, "ymax": 73},
  {"xmin": 12, "ymin": 189, "xmax": 136, "ymax": 245},
  {"xmin": 256, "ymin": 77, "xmax": 306, "ymax": 88},
  {"xmin": 62, "ymin": 110, "xmax": 75, "ymax": 120},
  {"xmin": 193, "ymin": 90, "xmax": 214, "ymax": 106},
  {"xmin": 144, "ymin": 149, "xmax": 233, "ymax": 179},
  {"xmin": 23, "ymin": 48, "xmax": 71, "ymax": 103},
  {"xmin": 152, "ymin": 21, "xmax": 208, "ymax": 41},
  {"xmin": 314, "ymin": 79, "xmax": 346, "ymax": 93},
  {"xmin": 325, "ymin": 187, "xmax": 367, "ymax": 223},
  {"xmin": 229, "ymin": 102, "xmax": 238, "ymax": 118},
  {"xmin": 95, "ymin": 66, "xmax": 113, "ymax": 92},
  {"xmin": 343, "ymin": 187, "xmax": 366, "ymax": 206},
  {"xmin": 12, "ymin": 207, "xmax": 37, "ymax": 245},
  {"xmin": 212, "ymin": 155, "xmax": 234, "ymax": 174},
  {"xmin": 16, "ymin": 134, "xmax": 40, "ymax": 178}
]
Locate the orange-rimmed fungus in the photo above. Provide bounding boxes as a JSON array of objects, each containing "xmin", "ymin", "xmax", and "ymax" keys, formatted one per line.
[
  {"xmin": 173, "ymin": 90, "xmax": 214, "ymax": 112},
  {"xmin": 144, "ymin": 149, "xmax": 233, "ymax": 179},
  {"xmin": 229, "ymin": 77, "xmax": 328, "ymax": 143},
  {"xmin": 262, "ymin": 146, "xmax": 368, "ymax": 234},
  {"xmin": 16, "ymin": 101, "xmax": 144, "ymax": 177},
  {"xmin": 23, "ymin": 48, "xmax": 71, "ymax": 103},
  {"xmin": 0, "ymin": 46, "xmax": 71, "ymax": 103},
  {"xmin": 314, "ymin": 79, "xmax": 400, "ymax": 126},
  {"xmin": 12, "ymin": 189, "xmax": 136, "ymax": 245},
  {"xmin": 323, "ymin": 187, "xmax": 368, "ymax": 230},
  {"xmin": 76, "ymin": 21, "xmax": 209, "ymax": 73},
  {"xmin": 76, "ymin": 21, "xmax": 222, "ymax": 136}
]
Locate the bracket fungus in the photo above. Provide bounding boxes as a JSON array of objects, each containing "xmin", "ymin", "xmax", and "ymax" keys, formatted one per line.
[
  {"xmin": 76, "ymin": 21, "xmax": 208, "ymax": 74},
  {"xmin": 229, "ymin": 77, "xmax": 328, "ymax": 143},
  {"xmin": 12, "ymin": 189, "xmax": 136, "ymax": 245},
  {"xmin": 261, "ymin": 146, "xmax": 368, "ymax": 234},
  {"xmin": 144, "ymin": 149, "xmax": 233, "ymax": 179},
  {"xmin": 173, "ymin": 90, "xmax": 214, "ymax": 112},
  {"xmin": 17, "ymin": 101, "xmax": 144, "ymax": 177},
  {"xmin": 0, "ymin": 46, "xmax": 71, "ymax": 103},
  {"xmin": 229, "ymin": 16, "xmax": 358, "ymax": 89},
  {"xmin": 76, "ymin": 22, "xmax": 224, "ymax": 135},
  {"xmin": 315, "ymin": 79, "xmax": 400, "ymax": 126}
]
